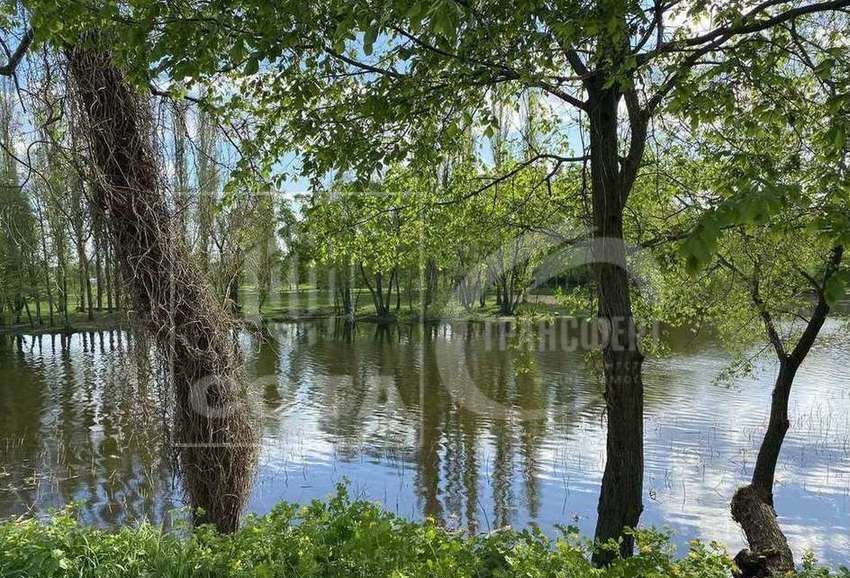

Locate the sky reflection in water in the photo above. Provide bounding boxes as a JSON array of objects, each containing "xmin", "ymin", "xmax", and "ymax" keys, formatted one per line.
[{"xmin": 0, "ymin": 319, "xmax": 847, "ymax": 564}]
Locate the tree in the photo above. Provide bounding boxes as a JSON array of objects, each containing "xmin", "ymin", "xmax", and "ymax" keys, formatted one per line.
[
  {"xmin": 24, "ymin": 0, "xmax": 850, "ymax": 558},
  {"xmin": 302, "ymin": 173, "xmax": 420, "ymax": 319},
  {"xmin": 61, "ymin": 41, "xmax": 257, "ymax": 534},
  {"xmin": 0, "ymin": 79, "xmax": 38, "ymax": 327},
  {"xmin": 639, "ymin": 17, "xmax": 850, "ymax": 572}
]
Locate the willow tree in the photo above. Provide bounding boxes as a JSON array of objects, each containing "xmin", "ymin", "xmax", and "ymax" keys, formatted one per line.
[{"xmin": 24, "ymin": 0, "xmax": 850, "ymax": 559}]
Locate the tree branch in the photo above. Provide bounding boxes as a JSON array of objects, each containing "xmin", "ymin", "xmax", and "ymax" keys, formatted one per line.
[
  {"xmin": 639, "ymin": 0, "xmax": 850, "ymax": 64},
  {"xmin": 324, "ymin": 46, "xmax": 406, "ymax": 79},
  {"xmin": 620, "ymin": 88, "xmax": 649, "ymax": 197},
  {"xmin": 789, "ymin": 245, "xmax": 844, "ymax": 365},
  {"xmin": 718, "ymin": 254, "xmax": 786, "ymax": 358},
  {"xmin": 0, "ymin": 28, "xmax": 33, "ymax": 77}
]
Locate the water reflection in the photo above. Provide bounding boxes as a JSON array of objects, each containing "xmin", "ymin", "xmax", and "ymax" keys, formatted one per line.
[
  {"xmin": 0, "ymin": 319, "xmax": 848, "ymax": 564},
  {"xmin": 0, "ymin": 331, "xmax": 177, "ymax": 527}
]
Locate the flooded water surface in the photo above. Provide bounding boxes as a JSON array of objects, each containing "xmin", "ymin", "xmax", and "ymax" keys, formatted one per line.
[{"xmin": 0, "ymin": 320, "xmax": 848, "ymax": 563}]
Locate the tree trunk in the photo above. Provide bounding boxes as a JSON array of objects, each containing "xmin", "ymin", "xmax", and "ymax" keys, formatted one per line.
[
  {"xmin": 44, "ymin": 260, "xmax": 54, "ymax": 326},
  {"xmin": 588, "ymin": 83, "xmax": 645, "ymax": 565},
  {"xmin": 395, "ymin": 267, "xmax": 401, "ymax": 312},
  {"xmin": 76, "ymin": 242, "xmax": 87, "ymax": 312},
  {"xmin": 23, "ymin": 298, "xmax": 33, "ymax": 328},
  {"xmin": 731, "ymin": 485, "xmax": 794, "ymax": 578},
  {"xmin": 104, "ymin": 242, "xmax": 113, "ymax": 312},
  {"xmin": 36, "ymin": 205, "xmax": 55, "ymax": 326},
  {"xmin": 95, "ymin": 235, "xmax": 104, "ymax": 310},
  {"xmin": 33, "ymin": 285, "xmax": 42, "ymax": 325},
  {"xmin": 67, "ymin": 43, "xmax": 256, "ymax": 534},
  {"xmin": 84, "ymin": 255, "xmax": 94, "ymax": 321},
  {"xmin": 112, "ymin": 252, "xmax": 121, "ymax": 310},
  {"xmin": 730, "ymin": 247, "xmax": 842, "ymax": 576},
  {"xmin": 751, "ymin": 359, "xmax": 797, "ymax": 502},
  {"xmin": 61, "ymin": 269, "xmax": 70, "ymax": 328},
  {"xmin": 424, "ymin": 257, "xmax": 438, "ymax": 311}
]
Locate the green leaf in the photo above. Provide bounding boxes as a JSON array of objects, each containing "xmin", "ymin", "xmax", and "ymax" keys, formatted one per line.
[
  {"xmin": 824, "ymin": 274, "xmax": 846, "ymax": 306},
  {"xmin": 364, "ymin": 23, "xmax": 379, "ymax": 56},
  {"xmin": 244, "ymin": 54, "xmax": 260, "ymax": 75}
]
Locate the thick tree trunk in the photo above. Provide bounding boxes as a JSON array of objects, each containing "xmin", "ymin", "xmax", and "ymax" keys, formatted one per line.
[
  {"xmin": 67, "ymin": 43, "xmax": 256, "ymax": 534},
  {"xmin": 732, "ymin": 326, "xmax": 822, "ymax": 576},
  {"xmin": 589, "ymin": 83, "xmax": 645, "ymax": 565},
  {"xmin": 731, "ymin": 485, "xmax": 794, "ymax": 578}
]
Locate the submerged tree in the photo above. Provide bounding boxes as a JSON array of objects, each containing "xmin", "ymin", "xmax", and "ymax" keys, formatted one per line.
[{"xmin": 645, "ymin": 17, "xmax": 850, "ymax": 573}]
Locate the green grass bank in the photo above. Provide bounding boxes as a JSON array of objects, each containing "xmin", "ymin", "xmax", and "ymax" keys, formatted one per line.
[{"xmin": 1, "ymin": 488, "xmax": 846, "ymax": 578}]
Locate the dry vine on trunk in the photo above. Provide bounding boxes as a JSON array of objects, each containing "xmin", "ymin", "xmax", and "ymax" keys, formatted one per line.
[{"xmin": 66, "ymin": 43, "xmax": 257, "ymax": 534}]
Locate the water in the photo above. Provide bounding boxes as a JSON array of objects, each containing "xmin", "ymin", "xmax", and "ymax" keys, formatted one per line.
[{"xmin": 0, "ymin": 320, "xmax": 848, "ymax": 564}]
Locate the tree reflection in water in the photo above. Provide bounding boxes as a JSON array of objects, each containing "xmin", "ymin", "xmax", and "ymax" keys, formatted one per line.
[{"xmin": 1, "ymin": 319, "xmax": 849, "ymax": 564}]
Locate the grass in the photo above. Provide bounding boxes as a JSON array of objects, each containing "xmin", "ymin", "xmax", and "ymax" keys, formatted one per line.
[
  {"xmin": 0, "ymin": 485, "xmax": 782, "ymax": 578},
  {"xmin": 2, "ymin": 486, "xmax": 846, "ymax": 577}
]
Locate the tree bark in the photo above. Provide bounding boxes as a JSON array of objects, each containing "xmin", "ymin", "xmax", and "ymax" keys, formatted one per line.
[
  {"xmin": 751, "ymin": 359, "xmax": 797, "ymax": 502},
  {"xmin": 588, "ymin": 81, "xmax": 646, "ymax": 565},
  {"xmin": 730, "ymin": 246, "xmax": 843, "ymax": 577},
  {"xmin": 731, "ymin": 486, "xmax": 793, "ymax": 577}
]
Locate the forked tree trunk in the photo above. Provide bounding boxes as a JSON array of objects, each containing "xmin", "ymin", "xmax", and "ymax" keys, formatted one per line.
[
  {"xmin": 589, "ymin": 82, "xmax": 646, "ymax": 565},
  {"xmin": 66, "ymin": 42, "xmax": 256, "ymax": 534}
]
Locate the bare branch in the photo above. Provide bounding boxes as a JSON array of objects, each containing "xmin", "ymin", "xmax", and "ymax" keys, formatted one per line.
[{"xmin": 0, "ymin": 28, "xmax": 33, "ymax": 77}]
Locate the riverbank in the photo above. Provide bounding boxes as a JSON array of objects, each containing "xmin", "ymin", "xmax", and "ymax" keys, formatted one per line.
[
  {"xmin": 0, "ymin": 487, "xmax": 746, "ymax": 578},
  {"xmin": 0, "ymin": 288, "xmax": 575, "ymax": 335},
  {"xmin": 0, "ymin": 310, "xmax": 129, "ymax": 336}
]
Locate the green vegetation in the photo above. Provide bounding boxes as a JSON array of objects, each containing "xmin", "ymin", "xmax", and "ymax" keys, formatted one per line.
[
  {"xmin": 2, "ymin": 487, "xmax": 832, "ymax": 578},
  {"xmin": 0, "ymin": 0, "xmax": 849, "ymax": 573}
]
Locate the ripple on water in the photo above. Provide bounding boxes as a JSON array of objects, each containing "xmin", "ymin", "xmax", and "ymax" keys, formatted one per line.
[{"xmin": 0, "ymin": 321, "xmax": 847, "ymax": 565}]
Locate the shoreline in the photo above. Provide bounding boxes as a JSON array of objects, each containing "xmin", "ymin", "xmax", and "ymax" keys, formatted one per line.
[{"xmin": 1, "ymin": 305, "xmax": 576, "ymax": 337}]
